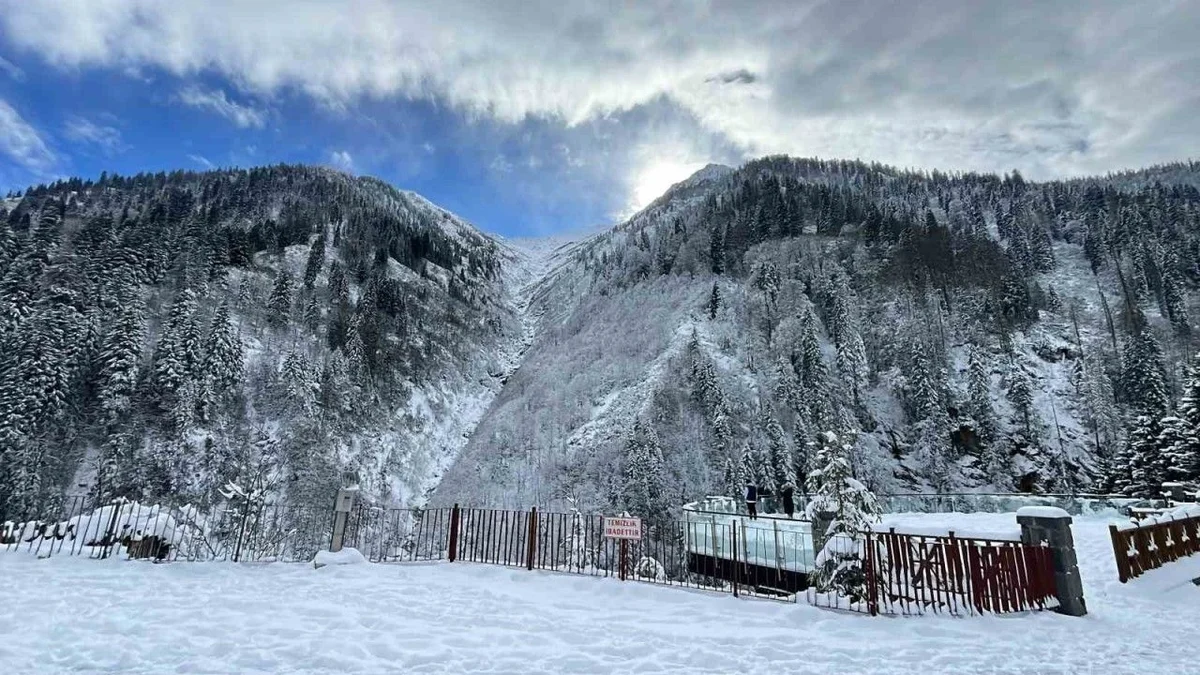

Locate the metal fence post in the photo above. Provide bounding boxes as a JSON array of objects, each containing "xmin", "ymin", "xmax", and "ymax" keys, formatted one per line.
[
  {"xmin": 526, "ymin": 507, "xmax": 538, "ymax": 570},
  {"xmin": 731, "ymin": 519, "xmax": 739, "ymax": 598},
  {"xmin": 448, "ymin": 504, "xmax": 461, "ymax": 562}
]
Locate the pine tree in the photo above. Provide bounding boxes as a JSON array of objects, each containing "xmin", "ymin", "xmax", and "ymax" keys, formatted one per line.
[
  {"xmin": 303, "ymin": 234, "xmax": 326, "ymax": 288},
  {"xmin": 764, "ymin": 411, "xmax": 789, "ymax": 492},
  {"xmin": 910, "ymin": 344, "xmax": 951, "ymax": 489},
  {"xmin": 722, "ymin": 456, "xmax": 739, "ymax": 500},
  {"xmin": 804, "ymin": 431, "xmax": 880, "ymax": 601},
  {"xmin": 281, "ymin": 351, "xmax": 317, "ymax": 416},
  {"xmin": 792, "ymin": 418, "xmax": 812, "ymax": 493},
  {"xmin": 150, "ymin": 288, "xmax": 203, "ymax": 412},
  {"xmin": 563, "ymin": 498, "xmax": 594, "ymax": 572},
  {"xmin": 1075, "ymin": 351, "xmax": 1122, "ymax": 465},
  {"xmin": 1005, "ymin": 358, "xmax": 1037, "ymax": 439},
  {"xmin": 203, "ymin": 302, "xmax": 243, "ymax": 402},
  {"xmin": 302, "ymin": 293, "xmax": 322, "ymax": 332},
  {"xmin": 97, "ymin": 293, "xmax": 146, "ymax": 427},
  {"xmin": 965, "ymin": 345, "xmax": 997, "ymax": 445},
  {"xmin": 1167, "ymin": 364, "xmax": 1200, "ymax": 482},
  {"xmin": 831, "ymin": 276, "xmax": 869, "ymax": 404},
  {"xmin": 737, "ymin": 445, "xmax": 755, "ymax": 488},
  {"xmin": 266, "ymin": 269, "xmax": 294, "ymax": 328},
  {"xmin": 1123, "ymin": 329, "xmax": 1170, "ymax": 418},
  {"xmin": 1120, "ymin": 415, "xmax": 1166, "ymax": 496},
  {"xmin": 707, "ymin": 282, "xmax": 721, "ymax": 320},
  {"xmin": 622, "ymin": 418, "xmax": 666, "ymax": 523},
  {"xmin": 794, "ymin": 303, "xmax": 833, "ymax": 427}
]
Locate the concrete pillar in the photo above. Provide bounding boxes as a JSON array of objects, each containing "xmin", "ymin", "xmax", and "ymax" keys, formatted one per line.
[
  {"xmin": 330, "ymin": 487, "xmax": 359, "ymax": 553},
  {"xmin": 1016, "ymin": 506, "xmax": 1087, "ymax": 617},
  {"xmin": 1161, "ymin": 482, "xmax": 1189, "ymax": 504}
]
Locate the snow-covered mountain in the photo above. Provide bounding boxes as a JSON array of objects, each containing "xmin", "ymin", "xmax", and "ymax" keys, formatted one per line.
[
  {"xmin": 434, "ymin": 157, "xmax": 1200, "ymax": 512},
  {"xmin": 3, "ymin": 157, "xmax": 1200, "ymax": 519},
  {"xmin": 0, "ymin": 166, "xmax": 523, "ymax": 515}
]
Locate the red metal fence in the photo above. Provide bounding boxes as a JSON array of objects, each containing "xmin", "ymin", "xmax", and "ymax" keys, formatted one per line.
[
  {"xmin": 807, "ymin": 529, "xmax": 1058, "ymax": 616},
  {"xmin": 1109, "ymin": 510, "xmax": 1200, "ymax": 583}
]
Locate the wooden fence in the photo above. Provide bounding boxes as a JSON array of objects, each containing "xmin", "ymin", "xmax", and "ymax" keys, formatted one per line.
[{"xmin": 1109, "ymin": 510, "xmax": 1200, "ymax": 583}]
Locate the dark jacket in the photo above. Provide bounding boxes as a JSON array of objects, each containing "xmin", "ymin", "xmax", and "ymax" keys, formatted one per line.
[
  {"xmin": 781, "ymin": 484, "xmax": 796, "ymax": 513},
  {"xmin": 744, "ymin": 485, "xmax": 757, "ymax": 503}
]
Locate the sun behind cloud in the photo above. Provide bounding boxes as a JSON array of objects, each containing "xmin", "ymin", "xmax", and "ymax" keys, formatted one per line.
[{"xmin": 630, "ymin": 160, "xmax": 707, "ymax": 215}]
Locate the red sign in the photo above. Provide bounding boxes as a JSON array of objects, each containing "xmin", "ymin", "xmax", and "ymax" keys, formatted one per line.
[{"xmin": 603, "ymin": 516, "xmax": 642, "ymax": 540}]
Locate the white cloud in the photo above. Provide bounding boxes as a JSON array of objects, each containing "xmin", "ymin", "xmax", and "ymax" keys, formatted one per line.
[
  {"xmin": 63, "ymin": 116, "xmax": 126, "ymax": 154},
  {"xmin": 329, "ymin": 149, "xmax": 355, "ymax": 173},
  {"xmin": 0, "ymin": 99, "xmax": 54, "ymax": 172},
  {"xmin": 0, "ymin": 55, "xmax": 23, "ymax": 81},
  {"xmin": 177, "ymin": 86, "xmax": 266, "ymax": 128},
  {"xmin": 1, "ymin": 1, "xmax": 1197, "ymax": 180},
  {"xmin": 188, "ymin": 153, "xmax": 214, "ymax": 169}
]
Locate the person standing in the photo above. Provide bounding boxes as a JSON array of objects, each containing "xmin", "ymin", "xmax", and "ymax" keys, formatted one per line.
[
  {"xmin": 781, "ymin": 481, "xmax": 796, "ymax": 519},
  {"xmin": 744, "ymin": 483, "xmax": 758, "ymax": 520}
]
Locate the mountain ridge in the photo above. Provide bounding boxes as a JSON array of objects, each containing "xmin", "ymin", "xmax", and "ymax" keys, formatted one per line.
[{"xmin": 3, "ymin": 156, "xmax": 1200, "ymax": 520}]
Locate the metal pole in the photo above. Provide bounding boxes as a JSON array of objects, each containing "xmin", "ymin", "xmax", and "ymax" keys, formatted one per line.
[
  {"xmin": 619, "ymin": 539, "xmax": 628, "ymax": 581},
  {"xmin": 731, "ymin": 519, "xmax": 739, "ymax": 598}
]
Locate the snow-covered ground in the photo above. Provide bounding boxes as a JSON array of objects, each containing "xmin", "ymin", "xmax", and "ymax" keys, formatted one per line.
[{"xmin": 2, "ymin": 511, "xmax": 1198, "ymax": 674}]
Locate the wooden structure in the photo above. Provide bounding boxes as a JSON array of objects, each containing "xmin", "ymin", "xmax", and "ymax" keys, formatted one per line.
[{"xmin": 1109, "ymin": 510, "xmax": 1200, "ymax": 583}]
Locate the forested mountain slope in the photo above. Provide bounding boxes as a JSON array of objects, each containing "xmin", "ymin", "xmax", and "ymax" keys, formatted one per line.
[
  {"xmin": 434, "ymin": 157, "xmax": 1200, "ymax": 516},
  {"xmin": 0, "ymin": 166, "xmax": 522, "ymax": 516},
  {"xmin": 5, "ymin": 157, "xmax": 1200, "ymax": 523}
]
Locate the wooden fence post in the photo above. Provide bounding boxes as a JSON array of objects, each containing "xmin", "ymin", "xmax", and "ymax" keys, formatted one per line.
[
  {"xmin": 448, "ymin": 504, "xmax": 461, "ymax": 563},
  {"xmin": 526, "ymin": 507, "xmax": 538, "ymax": 571},
  {"xmin": 1108, "ymin": 524, "xmax": 1129, "ymax": 583}
]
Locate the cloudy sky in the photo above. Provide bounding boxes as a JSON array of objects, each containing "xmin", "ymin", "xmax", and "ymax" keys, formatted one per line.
[{"xmin": 0, "ymin": 1, "xmax": 1196, "ymax": 236}]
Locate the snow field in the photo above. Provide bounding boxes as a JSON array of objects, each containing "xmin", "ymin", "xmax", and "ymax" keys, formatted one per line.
[{"xmin": 2, "ymin": 511, "xmax": 1198, "ymax": 674}]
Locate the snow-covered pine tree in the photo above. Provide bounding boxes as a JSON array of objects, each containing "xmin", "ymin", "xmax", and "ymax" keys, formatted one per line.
[
  {"xmin": 737, "ymin": 445, "xmax": 754, "ymax": 488},
  {"xmin": 150, "ymin": 288, "xmax": 203, "ymax": 411},
  {"xmin": 303, "ymin": 234, "xmax": 326, "ymax": 289},
  {"xmin": 281, "ymin": 351, "xmax": 317, "ymax": 416},
  {"xmin": 722, "ymin": 456, "xmax": 738, "ymax": 500},
  {"xmin": 622, "ymin": 418, "xmax": 666, "ymax": 524},
  {"xmin": 203, "ymin": 302, "xmax": 243, "ymax": 404},
  {"xmin": 266, "ymin": 269, "xmax": 294, "ymax": 328},
  {"xmin": 1167, "ymin": 364, "xmax": 1200, "ymax": 482},
  {"xmin": 563, "ymin": 497, "xmax": 594, "ymax": 572},
  {"xmin": 1123, "ymin": 329, "xmax": 1170, "ymax": 419},
  {"xmin": 707, "ymin": 282, "xmax": 721, "ymax": 320},
  {"xmin": 804, "ymin": 430, "xmax": 880, "ymax": 601},
  {"xmin": 965, "ymin": 344, "xmax": 997, "ymax": 445},
  {"xmin": 792, "ymin": 419, "xmax": 812, "ymax": 494},
  {"xmin": 795, "ymin": 302, "xmax": 833, "ymax": 428},
  {"xmin": 1121, "ymin": 415, "xmax": 1166, "ymax": 496},
  {"xmin": 302, "ymin": 293, "xmax": 321, "ymax": 333},
  {"xmin": 1074, "ymin": 351, "xmax": 1122, "ymax": 467},
  {"xmin": 97, "ymin": 292, "xmax": 146, "ymax": 428},
  {"xmin": 1005, "ymin": 357, "xmax": 1037, "ymax": 440},
  {"xmin": 830, "ymin": 275, "xmax": 869, "ymax": 405},
  {"xmin": 764, "ymin": 410, "xmax": 789, "ymax": 492},
  {"xmin": 910, "ymin": 344, "xmax": 951, "ymax": 490}
]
